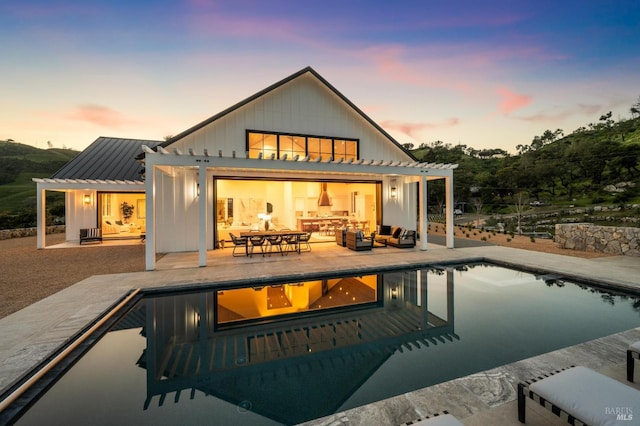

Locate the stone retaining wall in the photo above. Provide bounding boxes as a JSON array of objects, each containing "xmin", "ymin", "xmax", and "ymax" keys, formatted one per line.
[
  {"xmin": 555, "ymin": 223, "xmax": 640, "ymax": 256},
  {"xmin": 0, "ymin": 225, "xmax": 65, "ymax": 240}
]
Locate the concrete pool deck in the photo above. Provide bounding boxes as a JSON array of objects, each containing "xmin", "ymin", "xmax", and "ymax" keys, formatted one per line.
[{"xmin": 1, "ymin": 241, "xmax": 639, "ymax": 425}]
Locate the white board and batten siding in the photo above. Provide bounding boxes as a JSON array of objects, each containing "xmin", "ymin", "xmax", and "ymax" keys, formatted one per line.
[
  {"xmin": 153, "ymin": 72, "xmax": 417, "ymax": 252},
  {"xmin": 170, "ymin": 74, "xmax": 411, "ymax": 163}
]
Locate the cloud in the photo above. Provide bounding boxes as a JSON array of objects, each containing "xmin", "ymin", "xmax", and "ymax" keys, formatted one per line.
[
  {"xmin": 497, "ymin": 86, "xmax": 532, "ymax": 114},
  {"xmin": 381, "ymin": 118, "xmax": 459, "ymax": 139},
  {"xmin": 66, "ymin": 104, "xmax": 134, "ymax": 128}
]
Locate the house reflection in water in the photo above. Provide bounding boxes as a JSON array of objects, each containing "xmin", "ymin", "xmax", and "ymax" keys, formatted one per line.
[{"xmin": 127, "ymin": 268, "xmax": 457, "ymax": 424}]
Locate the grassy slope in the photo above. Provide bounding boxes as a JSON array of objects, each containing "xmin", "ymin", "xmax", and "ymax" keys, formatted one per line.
[{"xmin": 0, "ymin": 142, "xmax": 78, "ymax": 213}]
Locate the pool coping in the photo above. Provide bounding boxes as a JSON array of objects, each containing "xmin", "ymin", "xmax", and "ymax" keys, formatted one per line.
[{"xmin": 1, "ymin": 243, "xmax": 639, "ymax": 424}]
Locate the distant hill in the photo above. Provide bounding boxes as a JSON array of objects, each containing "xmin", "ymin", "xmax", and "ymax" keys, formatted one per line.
[
  {"xmin": 0, "ymin": 141, "xmax": 79, "ymax": 214},
  {"xmin": 410, "ymin": 115, "xmax": 640, "ymax": 217}
]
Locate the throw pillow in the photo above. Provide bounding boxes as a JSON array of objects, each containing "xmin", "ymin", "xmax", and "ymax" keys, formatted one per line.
[
  {"xmin": 116, "ymin": 220, "xmax": 123, "ymax": 225},
  {"xmin": 391, "ymin": 226, "xmax": 402, "ymax": 238}
]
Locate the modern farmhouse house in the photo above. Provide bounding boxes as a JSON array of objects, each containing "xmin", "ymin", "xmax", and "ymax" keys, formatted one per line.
[{"xmin": 34, "ymin": 67, "xmax": 456, "ymax": 270}]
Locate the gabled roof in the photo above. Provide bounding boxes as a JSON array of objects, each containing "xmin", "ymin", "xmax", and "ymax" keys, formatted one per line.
[
  {"xmin": 162, "ymin": 66, "xmax": 418, "ymax": 161},
  {"xmin": 51, "ymin": 137, "xmax": 162, "ymax": 181}
]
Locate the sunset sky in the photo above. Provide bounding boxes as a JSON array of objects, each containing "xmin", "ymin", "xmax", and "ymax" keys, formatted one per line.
[{"xmin": 1, "ymin": 0, "xmax": 639, "ymax": 153}]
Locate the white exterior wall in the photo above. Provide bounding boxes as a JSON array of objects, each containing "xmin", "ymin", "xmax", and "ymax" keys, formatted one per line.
[
  {"xmin": 171, "ymin": 74, "xmax": 409, "ymax": 163},
  {"xmin": 65, "ymin": 190, "xmax": 98, "ymax": 241},
  {"xmin": 154, "ymin": 71, "xmax": 419, "ymax": 254},
  {"xmin": 381, "ymin": 177, "xmax": 416, "ymax": 229},
  {"xmin": 155, "ymin": 168, "xmax": 202, "ymax": 253}
]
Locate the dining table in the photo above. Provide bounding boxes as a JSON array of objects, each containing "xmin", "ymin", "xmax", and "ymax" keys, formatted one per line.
[{"xmin": 239, "ymin": 230, "xmax": 306, "ymax": 256}]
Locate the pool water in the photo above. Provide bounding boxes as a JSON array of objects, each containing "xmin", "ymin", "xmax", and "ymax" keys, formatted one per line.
[{"xmin": 13, "ymin": 263, "xmax": 640, "ymax": 425}]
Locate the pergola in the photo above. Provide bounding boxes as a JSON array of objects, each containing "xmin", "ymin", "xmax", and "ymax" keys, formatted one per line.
[{"xmin": 142, "ymin": 146, "xmax": 458, "ymax": 271}]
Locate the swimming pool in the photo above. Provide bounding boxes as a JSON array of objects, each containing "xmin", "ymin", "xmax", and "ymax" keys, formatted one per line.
[{"xmin": 7, "ymin": 263, "xmax": 640, "ymax": 425}]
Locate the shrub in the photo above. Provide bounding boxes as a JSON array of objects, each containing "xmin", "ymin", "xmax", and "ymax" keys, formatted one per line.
[
  {"xmin": 481, "ymin": 236, "xmax": 487, "ymax": 241},
  {"xmin": 530, "ymin": 236, "xmax": 536, "ymax": 243},
  {"xmin": 506, "ymin": 237, "xmax": 512, "ymax": 242}
]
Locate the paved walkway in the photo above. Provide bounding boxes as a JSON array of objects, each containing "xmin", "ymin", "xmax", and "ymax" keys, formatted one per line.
[{"xmin": 1, "ymin": 241, "xmax": 639, "ymax": 425}]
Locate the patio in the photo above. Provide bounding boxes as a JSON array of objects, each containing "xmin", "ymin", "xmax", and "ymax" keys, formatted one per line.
[{"xmin": 0, "ymin": 240, "xmax": 639, "ymax": 425}]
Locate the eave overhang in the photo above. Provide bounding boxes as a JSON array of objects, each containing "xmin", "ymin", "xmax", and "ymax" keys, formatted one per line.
[{"xmin": 142, "ymin": 146, "xmax": 457, "ymax": 180}]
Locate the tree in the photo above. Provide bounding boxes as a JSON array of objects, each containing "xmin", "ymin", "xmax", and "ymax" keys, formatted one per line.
[
  {"xmin": 512, "ymin": 192, "xmax": 530, "ymax": 235},
  {"xmin": 402, "ymin": 142, "xmax": 414, "ymax": 150},
  {"xmin": 472, "ymin": 197, "xmax": 484, "ymax": 227},
  {"xmin": 630, "ymin": 96, "xmax": 640, "ymax": 118}
]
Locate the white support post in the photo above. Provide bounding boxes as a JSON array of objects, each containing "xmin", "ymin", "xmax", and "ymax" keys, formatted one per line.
[
  {"xmin": 419, "ymin": 175, "xmax": 428, "ymax": 251},
  {"xmin": 145, "ymin": 163, "xmax": 156, "ymax": 271},
  {"xmin": 36, "ymin": 185, "xmax": 45, "ymax": 249},
  {"xmin": 445, "ymin": 173, "xmax": 455, "ymax": 249},
  {"xmin": 198, "ymin": 166, "xmax": 207, "ymax": 267}
]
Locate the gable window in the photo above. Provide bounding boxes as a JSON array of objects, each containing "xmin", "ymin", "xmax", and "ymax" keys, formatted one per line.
[{"xmin": 247, "ymin": 131, "xmax": 358, "ymax": 161}]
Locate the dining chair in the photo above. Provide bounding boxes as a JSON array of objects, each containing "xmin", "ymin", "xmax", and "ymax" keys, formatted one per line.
[
  {"xmin": 229, "ymin": 233, "xmax": 248, "ymax": 257},
  {"xmin": 282, "ymin": 233, "xmax": 299, "ymax": 254},
  {"xmin": 298, "ymin": 231, "xmax": 312, "ymax": 252},
  {"xmin": 248, "ymin": 233, "xmax": 266, "ymax": 257},
  {"xmin": 266, "ymin": 234, "xmax": 284, "ymax": 256}
]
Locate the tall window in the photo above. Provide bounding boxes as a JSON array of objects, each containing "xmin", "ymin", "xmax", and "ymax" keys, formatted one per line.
[{"xmin": 247, "ymin": 131, "xmax": 358, "ymax": 161}]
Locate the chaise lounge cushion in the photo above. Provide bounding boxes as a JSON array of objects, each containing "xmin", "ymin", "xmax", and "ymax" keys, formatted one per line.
[{"xmin": 529, "ymin": 366, "xmax": 639, "ymax": 425}]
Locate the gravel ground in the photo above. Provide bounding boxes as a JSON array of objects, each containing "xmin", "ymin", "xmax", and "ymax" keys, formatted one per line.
[
  {"xmin": 0, "ymin": 233, "xmax": 146, "ymax": 319},
  {"xmin": 0, "ymin": 230, "xmax": 609, "ymax": 320}
]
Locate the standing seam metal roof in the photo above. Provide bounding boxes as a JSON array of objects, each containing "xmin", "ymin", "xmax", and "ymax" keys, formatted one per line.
[{"xmin": 51, "ymin": 137, "xmax": 163, "ymax": 181}]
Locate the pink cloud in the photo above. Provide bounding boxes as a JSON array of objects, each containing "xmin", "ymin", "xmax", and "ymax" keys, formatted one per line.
[
  {"xmin": 497, "ymin": 86, "xmax": 532, "ymax": 114},
  {"xmin": 381, "ymin": 118, "xmax": 459, "ymax": 139},
  {"xmin": 361, "ymin": 44, "xmax": 474, "ymax": 93},
  {"xmin": 66, "ymin": 104, "xmax": 134, "ymax": 128}
]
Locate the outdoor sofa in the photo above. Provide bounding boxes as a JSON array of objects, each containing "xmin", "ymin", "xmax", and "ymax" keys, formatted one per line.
[
  {"xmin": 376, "ymin": 225, "xmax": 416, "ymax": 248},
  {"xmin": 345, "ymin": 229, "xmax": 373, "ymax": 251},
  {"xmin": 518, "ymin": 365, "xmax": 640, "ymax": 424},
  {"xmin": 79, "ymin": 228, "xmax": 102, "ymax": 244},
  {"xmin": 336, "ymin": 227, "xmax": 348, "ymax": 247}
]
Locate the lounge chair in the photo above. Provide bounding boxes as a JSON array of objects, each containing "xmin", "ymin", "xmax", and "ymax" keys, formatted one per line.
[
  {"xmin": 79, "ymin": 228, "xmax": 102, "ymax": 244},
  {"xmin": 518, "ymin": 365, "xmax": 640, "ymax": 424},
  {"xmin": 628, "ymin": 340, "xmax": 640, "ymax": 382},
  {"xmin": 345, "ymin": 230, "xmax": 373, "ymax": 251}
]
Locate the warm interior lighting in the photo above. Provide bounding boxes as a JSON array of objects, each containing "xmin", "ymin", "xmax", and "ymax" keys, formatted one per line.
[
  {"xmin": 83, "ymin": 194, "xmax": 91, "ymax": 205},
  {"xmin": 390, "ymin": 186, "xmax": 397, "ymax": 199},
  {"xmin": 391, "ymin": 287, "xmax": 398, "ymax": 300}
]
